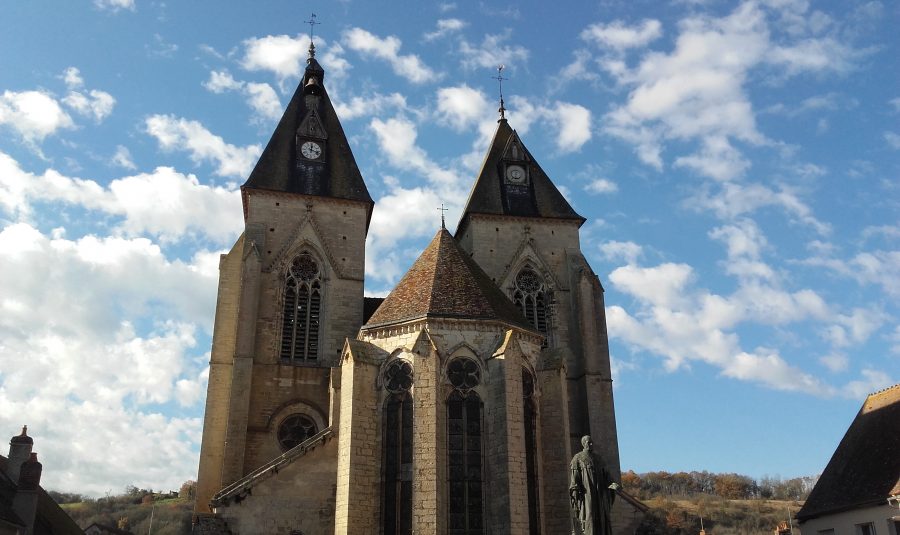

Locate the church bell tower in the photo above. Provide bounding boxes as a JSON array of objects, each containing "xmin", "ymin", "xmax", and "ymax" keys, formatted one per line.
[{"xmin": 194, "ymin": 40, "xmax": 373, "ymax": 515}]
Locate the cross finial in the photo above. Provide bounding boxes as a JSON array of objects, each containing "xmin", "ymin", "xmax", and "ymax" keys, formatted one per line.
[
  {"xmin": 305, "ymin": 13, "xmax": 321, "ymax": 58},
  {"xmin": 438, "ymin": 204, "xmax": 449, "ymax": 229},
  {"xmin": 491, "ymin": 64, "xmax": 507, "ymax": 122}
]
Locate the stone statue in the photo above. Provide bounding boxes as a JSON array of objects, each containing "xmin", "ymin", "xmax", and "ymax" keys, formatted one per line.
[{"xmin": 569, "ymin": 435, "xmax": 618, "ymax": 535}]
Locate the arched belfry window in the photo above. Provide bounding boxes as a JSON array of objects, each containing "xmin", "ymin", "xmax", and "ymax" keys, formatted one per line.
[
  {"xmin": 383, "ymin": 360, "xmax": 414, "ymax": 535},
  {"xmin": 522, "ymin": 368, "xmax": 540, "ymax": 535},
  {"xmin": 447, "ymin": 358, "xmax": 484, "ymax": 535},
  {"xmin": 280, "ymin": 252, "xmax": 323, "ymax": 362},
  {"xmin": 513, "ymin": 267, "xmax": 549, "ymax": 345}
]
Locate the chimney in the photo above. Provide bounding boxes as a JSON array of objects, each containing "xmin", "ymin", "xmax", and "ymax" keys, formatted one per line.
[
  {"xmin": 12, "ymin": 452, "xmax": 42, "ymax": 535},
  {"xmin": 6, "ymin": 425, "xmax": 33, "ymax": 484}
]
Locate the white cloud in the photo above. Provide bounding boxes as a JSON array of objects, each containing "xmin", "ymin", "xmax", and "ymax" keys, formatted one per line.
[
  {"xmin": 244, "ymin": 82, "xmax": 282, "ymax": 121},
  {"xmin": 424, "ymin": 18, "xmax": 467, "ymax": 41},
  {"xmin": 241, "ymin": 34, "xmax": 309, "ymax": 82},
  {"xmin": 343, "ymin": 27, "xmax": 438, "ymax": 84},
  {"xmin": 0, "ymin": 90, "xmax": 74, "ymax": 143},
  {"xmin": 819, "ymin": 353, "xmax": 848, "ymax": 372},
  {"xmin": 112, "ymin": 145, "xmax": 136, "ymax": 170},
  {"xmin": 585, "ymin": 178, "xmax": 618, "ymax": 195},
  {"xmin": 581, "ymin": 19, "xmax": 663, "ymax": 50},
  {"xmin": 458, "ymin": 30, "xmax": 529, "ymax": 70},
  {"xmin": 610, "ymin": 262, "xmax": 694, "ymax": 308},
  {"xmin": 599, "ymin": 240, "xmax": 642, "ymax": 264},
  {"xmin": 145, "ymin": 114, "xmax": 261, "ymax": 178},
  {"xmin": 0, "ymin": 222, "xmax": 216, "ymax": 493},
  {"xmin": 435, "ymin": 85, "xmax": 490, "ymax": 131},
  {"xmin": 769, "ymin": 37, "xmax": 861, "ymax": 75},
  {"xmin": 890, "ymin": 97, "xmax": 900, "ymax": 113},
  {"xmin": 62, "ymin": 89, "xmax": 116, "ymax": 122},
  {"xmin": 549, "ymin": 102, "xmax": 592, "ymax": 153},
  {"xmin": 0, "ymin": 151, "xmax": 242, "ymax": 244},
  {"xmin": 61, "ymin": 67, "xmax": 84, "ymax": 89},
  {"xmin": 94, "ymin": 0, "xmax": 135, "ymax": 12},
  {"xmin": 203, "ymin": 71, "xmax": 282, "ymax": 122},
  {"xmin": 204, "ymin": 70, "xmax": 244, "ymax": 93},
  {"xmin": 334, "ymin": 92, "xmax": 409, "ymax": 121},
  {"xmin": 674, "ymin": 136, "xmax": 750, "ymax": 181},
  {"xmin": 842, "ymin": 369, "xmax": 895, "ymax": 399},
  {"xmin": 884, "ymin": 131, "xmax": 900, "ymax": 150}
]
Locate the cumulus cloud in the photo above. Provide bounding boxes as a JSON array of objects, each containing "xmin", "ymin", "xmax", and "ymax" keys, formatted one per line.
[
  {"xmin": 334, "ymin": 92, "xmax": 409, "ymax": 121},
  {"xmin": 343, "ymin": 27, "xmax": 438, "ymax": 84},
  {"xmin": 202, "ymin": 71, "xmax": 282, "ymax": 122},
  {"xmin": 145, "ymin": 114, "xmax": 261, "ymax": 178},
  {"xmin": 581, "ymin": 19, "xmax": 663, "ymax": 50},
  {"xmin": 241, "ymin": 34, "xmax": 309, "ymax": 82},
  {"xmin": 424, "ymin": 18, "xmax": 467, "ymax": 41},
  {"xmin": 599, "ymin": 240, "xmax": 642, "ymax": 264},
  {"xmin": 0, "ymin": 151, "xmax": 242, "ymax": 244},
  {"xmin": 0, "ymin": 222, "xmax": 216, "ymax": 493},
  {"xmin": 0, "ymin": 90, "xmax": 74, "ymax": 143},
  {"xmin": 112, "ymin": 145, "xmax": 137, "ymax": 170},
  {"xmin": 585, "ymin": 178, "xmax": 618, "ymax": 195},
  {"xmin": 548, "ymin": 102, "xmax": 592, "ymax": 152},
  {"xmin": 62, "ymin": 89, "xmax": 116, "ymax": 122},
  {"xmin": 458, "ymin": 30, "xmax": 529, "ymax": 70},
  {"xmin": 435, "ymin": 85, "xmax": 490, "ymax": 131},
  {"xmin": 94, "ymin": 0, "xmax": 135, "ymax": 12}
]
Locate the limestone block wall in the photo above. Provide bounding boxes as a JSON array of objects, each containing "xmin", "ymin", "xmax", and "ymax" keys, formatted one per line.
[
  {"xmin": 195, "ymin": 236, "xmax": 244, "ymax": 514},
  {"xmin": 538, "ymin": 363, "xmax": 573, "ymax": 534},
  {"xmin": 334, "ymin": 353, "xmax": 380, "ymax": 534},
  {"xmin": 215, "ymin": 438, "xmax": 338, "ymax": 535},
  {"xmin": 411, "ymin": 343, "xmax": 442, "ymax": 535}
]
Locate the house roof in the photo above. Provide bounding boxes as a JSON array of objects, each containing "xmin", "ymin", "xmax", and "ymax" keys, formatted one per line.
[
  {"xmin": 0, "ymin": 455, "xmax": 84, "ymax": 535},
  {"xmin": 455, "ymin": 119, "xmax": 584, "ymax": 237},
  {"xmin": 363, "ymin": 228, "xmax": 537, "ymax": 333},
  {"xmin": 796, "ymin": 383, "xmax": 900, "ymax": 522},
  {"xmin": 241, "ymin": 53, "xmax": 373, "ymax": 219}
]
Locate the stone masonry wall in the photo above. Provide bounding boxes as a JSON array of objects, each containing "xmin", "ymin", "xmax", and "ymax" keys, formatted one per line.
[
  {"xmin": 334, "ymin": 353, "xmax": 380, "ymax": 534},
  {"xmin": 195, "ymin": 236, "xmax": 243, "ymax": 514},
  {"xmin": 538, "ymin": 364, "xmax": 573, "ymax": 534}
]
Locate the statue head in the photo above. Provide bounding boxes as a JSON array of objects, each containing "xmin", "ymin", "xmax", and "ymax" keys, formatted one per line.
[{"xmin": 581, "ymin": 435, "xmax": 593, "ymax": 452}]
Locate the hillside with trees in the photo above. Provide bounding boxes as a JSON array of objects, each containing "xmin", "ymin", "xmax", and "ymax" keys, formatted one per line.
[{"xmin": 50, "ymin": 472, "xmax": 816, "ymax": 534}]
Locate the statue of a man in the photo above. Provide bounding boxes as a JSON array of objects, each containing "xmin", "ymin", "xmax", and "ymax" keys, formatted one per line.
[{"xmin": 569, "ymin": 435, "xmax": 618, "ymax": 535}]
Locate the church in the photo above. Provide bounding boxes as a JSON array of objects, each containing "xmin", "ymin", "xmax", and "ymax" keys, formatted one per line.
[{"xmin": 193, "ymin": 40, "xmax": 645, "ymax": 535}]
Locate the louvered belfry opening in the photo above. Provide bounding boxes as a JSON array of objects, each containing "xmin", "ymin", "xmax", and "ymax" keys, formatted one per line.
[
  {"xmin": 280, "ymin": 252, "xmax": 323, "ymax": 362},
  {"xmin": 382, "ymin": 360, "xmax": 414, "ymax": 535},
  {"xmin": 447, "ymin": 358, "xmax": 484, "ymax": 535},
  {"xmin": 513, "ymin": 267, "xmax": 549, "ymax": 347}
]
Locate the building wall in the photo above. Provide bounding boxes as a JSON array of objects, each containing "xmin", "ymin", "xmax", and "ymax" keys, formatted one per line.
[
  {"xmin": 214, "ymin": 437, "xmax": 338, "ymax": 535},
  {"xmin": 799, "ymin": 505, "xmax": 900, "ymax": 535}
]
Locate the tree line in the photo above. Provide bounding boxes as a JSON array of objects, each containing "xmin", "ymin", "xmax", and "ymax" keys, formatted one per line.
[{"xmin": 621, "ymin": 470, "xmax": 818, "ymax": 501}]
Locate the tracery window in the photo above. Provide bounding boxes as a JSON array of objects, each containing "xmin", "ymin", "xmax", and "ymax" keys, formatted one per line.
[
  {"xmin": 277, "ymin": 414, "xmax": 317, "ymax": 451},
  {"xmin": 280, "ymin": 252, "xmax": 322, "ymax": 362},
  {"xmin": 383, "ymin": 360, "xmax": 414, "ymax": 535},
  {"xmin": 513, "ymin": 268, "xmax": 549, "ymax": 346},
  {"xmin": 522, "ymin": 368, "xmax": 540, "ymax": 535},
  {"xmin": 447, "ymin": 358, "xmax": 484, "ymax": 535}
]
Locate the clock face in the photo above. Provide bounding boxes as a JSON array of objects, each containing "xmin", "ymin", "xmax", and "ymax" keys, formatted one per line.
[
  {"xmin": 300, "ymin": 141, "xmax": 322, "ymax": 160},
  {"xmin": 506, "ymin": 165, "xmax": 526, "ymax": 184}
]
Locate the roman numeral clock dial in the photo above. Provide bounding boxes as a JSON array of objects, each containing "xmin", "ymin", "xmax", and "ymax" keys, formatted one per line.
[{"xmin": 301, "ymin": 141, "xmax": 322, "ymax": 160}]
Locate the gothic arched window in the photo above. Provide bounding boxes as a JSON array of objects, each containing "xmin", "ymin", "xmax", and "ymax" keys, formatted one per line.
[
  {"xmin": 447, "ymin": 358, "xmax": 484, "ymax": 535},
  {"xmin": 522, "ymin": 368, "xmax": 540, "ymax": 534},
  {"xmin": 280, "ymin": 252, "xmax": 323, "ymax": 362},
  {"xmin": 382, "ymin": 360, "xmax": 414, "ymax": 535},
  {"xmin": 513, "ymin": 267, "xmax": 549, "ymax": 345}
]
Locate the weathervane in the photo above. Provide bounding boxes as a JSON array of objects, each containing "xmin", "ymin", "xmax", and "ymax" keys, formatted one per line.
[
  {"xmin": 491, "ymin": 64, "xmax": 507, "ymax": 122},
  {"xmin": 438, "ymin": 203, "xmax": 449, "ymax": 229},
  {"xmin": 304, "ymin": 13, "xmax": 320, "ymax": 58}
]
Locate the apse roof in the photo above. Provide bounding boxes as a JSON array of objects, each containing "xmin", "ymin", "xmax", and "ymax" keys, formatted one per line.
[{"xmin": 364, "ymin": 228, "xmax": 536, "ymax": 333}]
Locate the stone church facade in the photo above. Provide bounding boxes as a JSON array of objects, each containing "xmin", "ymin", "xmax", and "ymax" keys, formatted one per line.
[{"xmin": 194, "ymin": 44, "xmax": 645, "ymax": 534}]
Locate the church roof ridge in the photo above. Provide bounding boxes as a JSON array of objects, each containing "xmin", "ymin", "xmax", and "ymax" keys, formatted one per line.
[
  {"xmin": 455, "ymin": 119, "xmax": 585, "ymax": 237},
  {"xmin": 241, "ymin": 54, "xmax": 373, "ymax": 220},
  {"xmin": 363, "ymin": 228, "xmax": 535, "ymax": 332}
]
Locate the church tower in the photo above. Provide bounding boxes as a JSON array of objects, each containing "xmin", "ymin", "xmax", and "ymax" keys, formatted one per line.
[
  {"xmin": 455, "ymin": 113, "xmax": 622, "ymax": 481},
  {"xmin": 194, "ymin": 42, "xmax": 373, "ymax": 515}
]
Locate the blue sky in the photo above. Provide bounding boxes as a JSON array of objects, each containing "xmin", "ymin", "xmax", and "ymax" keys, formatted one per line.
[{"xmin": 0, "ymin": 0, "xmax": 897, "ymax": 495}]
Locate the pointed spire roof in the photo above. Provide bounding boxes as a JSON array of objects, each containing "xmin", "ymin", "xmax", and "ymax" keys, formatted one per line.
[
  {"xmin": 456, "ymin": 120, "xmax": 584, "ymax": 236},
  {"xmin": 364, "ymin": 228, "xmax": 536, "ymax": 332},
  {"xmin": 241, "ymin": 52, "xmax": 373, "ymax": 217}
]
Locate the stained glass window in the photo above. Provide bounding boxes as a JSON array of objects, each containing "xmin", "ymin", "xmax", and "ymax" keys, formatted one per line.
[
  {"xmin": 447, "ymin": 358, "xmax": 483, "ymax": 535},
  {"xmin": 513, "ymin": 268, "xmax": 549, "ymax": 346},
  {"xmin": 523, "ymin": 368, "xmax": 540, "ymax": 534},
  {"xmin": 383, "ymin": 360, "xmax": 413, "ymax": 535},
  {"xmin": 277, "ymin": 414, "xmax": 317, "ymax": 451}
]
